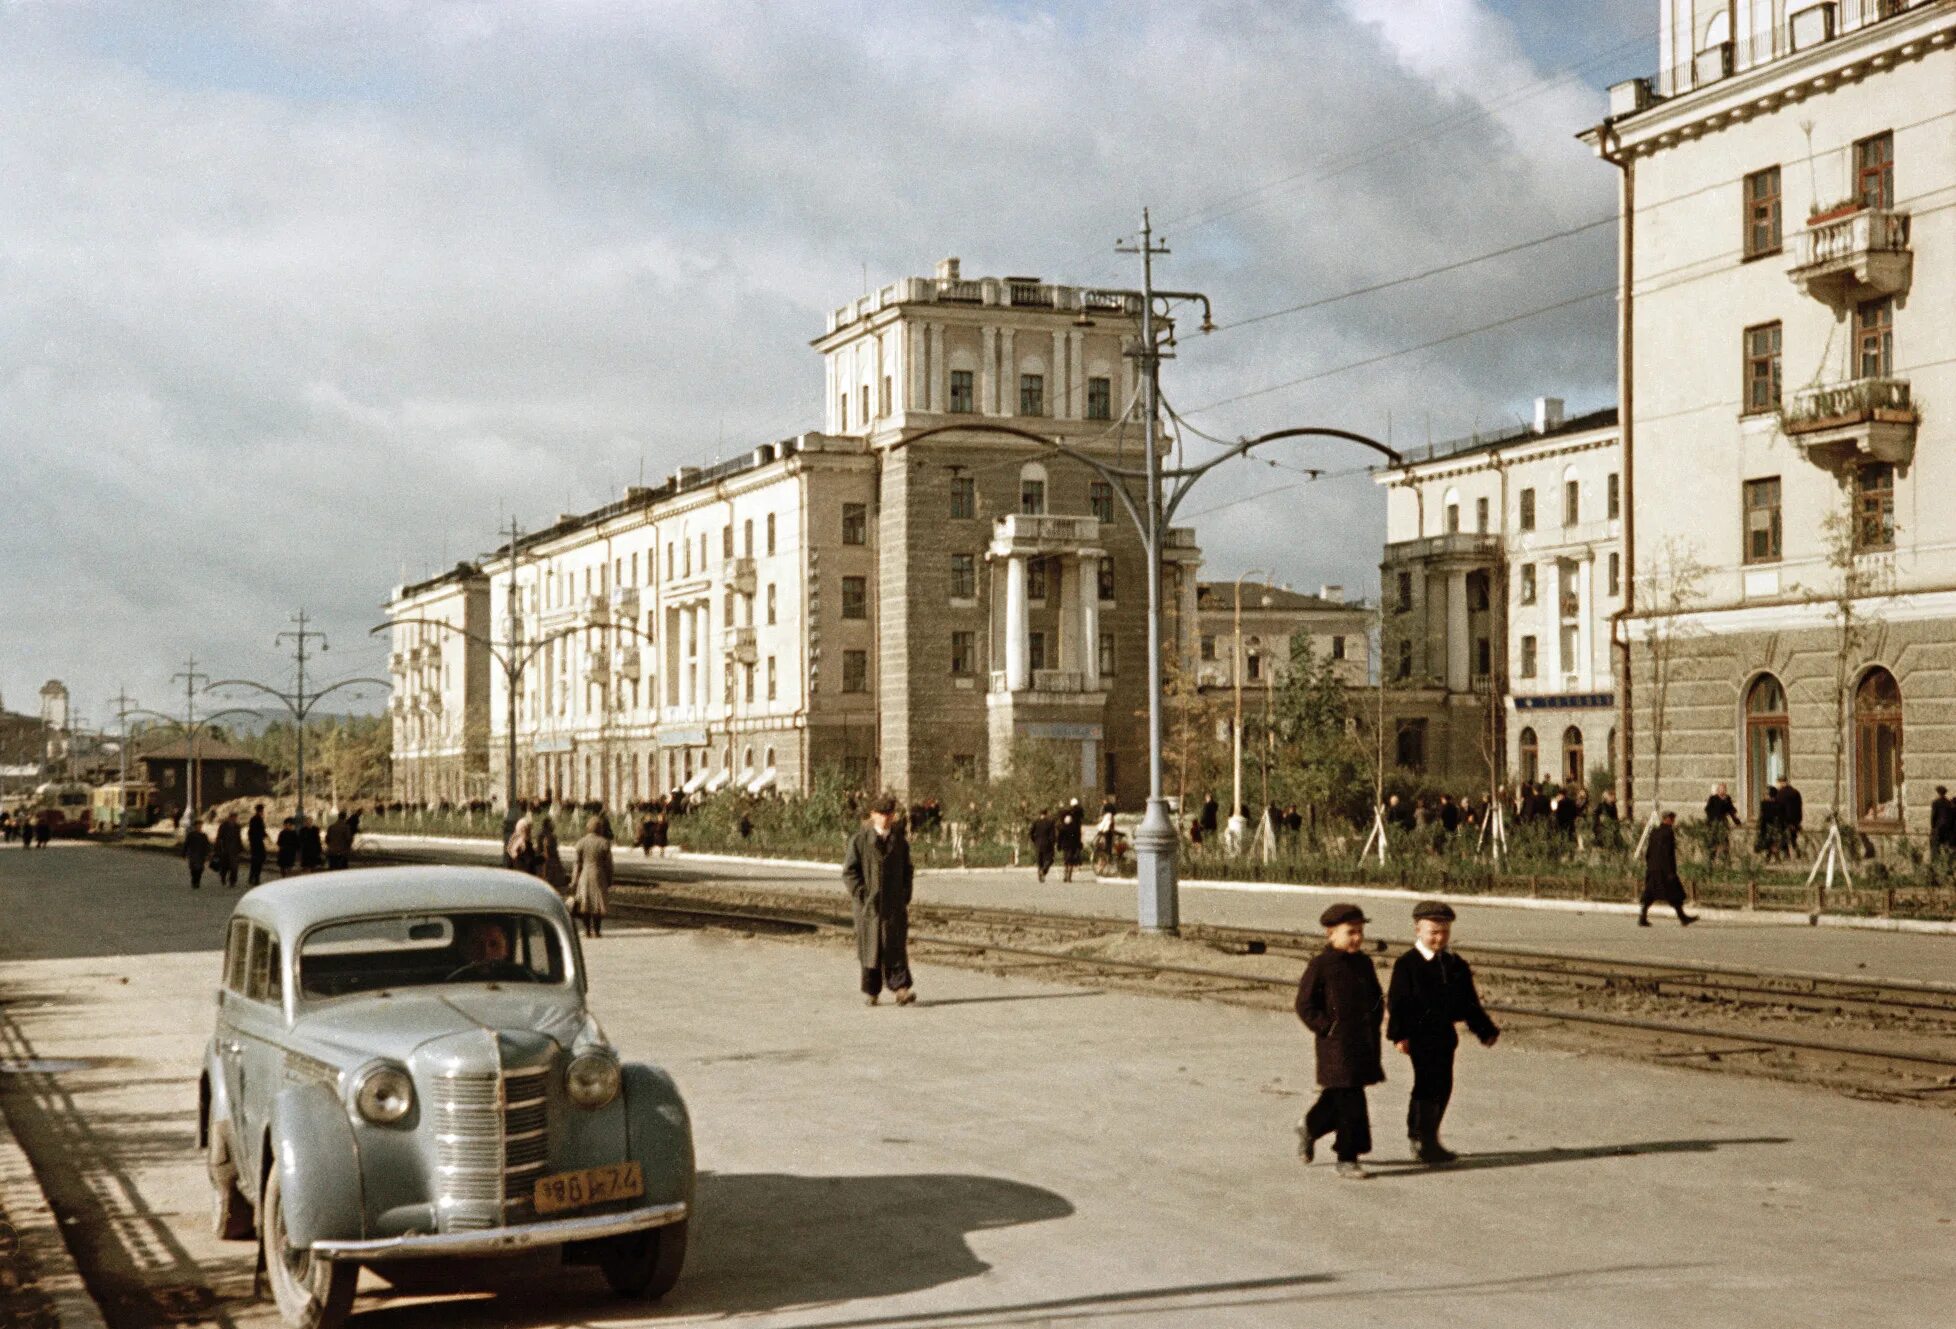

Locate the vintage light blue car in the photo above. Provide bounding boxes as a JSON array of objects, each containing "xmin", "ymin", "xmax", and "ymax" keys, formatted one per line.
[{"xmin": 199, "ymin": 867, "xmax": 693, "ymax": 1328}]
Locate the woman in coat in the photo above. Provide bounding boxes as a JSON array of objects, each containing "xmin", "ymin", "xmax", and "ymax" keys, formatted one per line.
[
  {"xmin": 211, "ymin": 812, "xmax": 245, "ymax": 889},
  {"xmin": 505, "ymin": 812, "xmax": 536, "ymax": 874},
  {"xmin": 570, "ymin": 816, "xmax": 614, "ymax": 938},
  {"xmin": 535, "ymin": 816, "xmax": 569, "ymax": 894},
  {"xmin": 184, "ymin": 820, "xmax": 212, "ymax": 890},
  {"xmin": 1639, "ymin": 811, "xmax": 1697, "ymax": 927}
]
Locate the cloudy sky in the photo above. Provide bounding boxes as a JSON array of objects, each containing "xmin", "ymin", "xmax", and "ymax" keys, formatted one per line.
[{"xmin": 0, "ymin": 0, "xmax": 1650, "ymax": 730}]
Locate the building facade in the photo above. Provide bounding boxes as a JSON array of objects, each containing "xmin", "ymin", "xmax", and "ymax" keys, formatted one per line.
[
  {"xmin": 1587, "ymin": 1, "xmax": 1956, "ymax": 835},
  {"xmin": 388, "ymin": 261, "xmax": 1203, "ymax": 808},
  {"xmin": 385, "ymin": 564, "xmax": 491, "ymax": 804},
  {"xmin": 1377, "ymin": 403, "xmax": 1623, "ymax": 790},
  {"xmin": 1193, "ymin": 582, "xmax": 1371, "ymax": 694}
]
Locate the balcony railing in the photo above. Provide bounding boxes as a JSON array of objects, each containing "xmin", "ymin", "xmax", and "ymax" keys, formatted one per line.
[
  {"xmin": 610, "ymin": 586, "xmax": 640, "ymax": 617},
  {"xmin": 725, "ymin": 556, "xmax": 757, "ymax": 596},
  {"xmin": 1790, "ymin": 208, "xmax": 1911, "ymax": 302},
  {"xmin": 992, "ymin": 514, "xmax": 1100, "ymax": 547},
  {"xmin": 988, "ymin": 669, "xmax": 1098, "ymax": 695},
  {"xmin": 1384, "ymin": 532, "xmax": 1502, "ymax": 563},
  {"xmin": 1781, "ymin": 377, "xmax": 1917, "ymax": 465},
  {"xmin": 583, "ymin": 594, "xmax": 610, "ymax": 625},
  {"xmin": 585, "ymin": 647, "xmax": 610, "ymax": 682},
  {"xmin": 729, "ymin": 627, "xmax": 758, "ymax": 664},
  {"xmin": 616, "ymin": 647, "xmax": 642, "ymax": 681}
]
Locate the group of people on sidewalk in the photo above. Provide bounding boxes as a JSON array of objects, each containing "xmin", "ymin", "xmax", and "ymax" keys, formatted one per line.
[
  {"xmin": 2, "ymin": 809, "xmax": 55, "ymax": 848},
  {"xmin": 181, "ymin": 804, "xmax": 358, "ymax": 889},
  {"xmin": 504, "ymin": 805, "xmax": 613, "ymax": 938},
  {"xmin": 1026, "ymin": 799, "xmax": 1115, "ymax": 883}
]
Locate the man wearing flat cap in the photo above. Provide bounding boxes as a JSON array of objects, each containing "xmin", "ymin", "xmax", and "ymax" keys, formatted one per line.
[
  {"xmin": 1388, "ymin": 901, "xmax": 1499, "ymax": 1165},
  {"xmin": 842, "ymin": 794, "xmax": 916, "ymax": 1006},
  {"xmin": 1294, "ymin": 902, "xmax": 1385, "ymax": 1179}
]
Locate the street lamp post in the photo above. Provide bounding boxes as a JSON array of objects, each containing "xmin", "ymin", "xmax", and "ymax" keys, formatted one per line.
[{"xmin": 1227, "ymin": 566, "xmax": 1271, "ymax": 852}]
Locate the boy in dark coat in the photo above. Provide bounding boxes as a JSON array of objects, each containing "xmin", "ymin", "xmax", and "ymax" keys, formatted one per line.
[
  {"xmin": 842, "ymin": 795, "xmax": 915, "ymax": 1007},
  {"xmin": 1640, "ymin": 811, "xmax": 1697, "ymax": 927},
  {"xmin": 1028, "ymin": 810, "xmax": 1057, "ymax": 882},
  {"xmin": 1387, "ymin": 901, "xmax": 1498, "ymax": 1165},
  {"xmin": 1295, "ymin": 903, "xmax": 1385, "ymax": 1179}
]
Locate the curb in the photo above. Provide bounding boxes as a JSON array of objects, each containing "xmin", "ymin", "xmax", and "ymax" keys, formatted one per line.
[{"xmin": 0, "ymin": 1098, "xmax": 110, "ymax": 1329}]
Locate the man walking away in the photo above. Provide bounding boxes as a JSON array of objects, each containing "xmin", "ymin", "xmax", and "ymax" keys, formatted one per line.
[
  {"xmin": 246, "ymin": 804, "xmax": 269, "ymax": 886},
  {"xmin": 1704, "ymin": 784, "xmax": 1740, "ymax": 865},
  {"xmin": 1295, "ymin": 903, "xmax": 1385, "ymax": 1180},
  {"xmin": 570, "ymin": 816, "xmax": 613, "ymax": 938},
  {"xmin": 1388, "ymin": 902, "xmax": 1498, "ymax": 1165},
  {"xmin": 212, "ymin": 812, "xmax": 244, "ymax": 889},
  {"xmin": 275, "ymin": 817, "xmax": 299, "ymax": 876},
  {"xmin": 1028, "ymin": 808, "xmax": 1057, "ymax": 882},
  {"xmin": 1640, "ymin": 811, "xmax": 1697, "ymax": 927},
  {"xmin": 1057, "ymin": 799, "xmax": 1084, "ymax": 883},
  {"xmin": 1931, "ymin": 786, "xmax": 1956, "ymax": 879},
  {"xmin": 184, "ymin": 819, "xmax": 211, "ymax": 890},
  {"xmin": 324, "ymin": 811, "xmax": 355, "ymax": 870},
  {"xmin": 843, "ymin": 795, "xmax": 915, "ymax": 1007},
  {"xmin": 296, "ymin": 815, "xmax": 323, "ymax": 871},
  {"xmin": 1777, "ymin": 776, "xmax": 1804, "ymax": 856}
]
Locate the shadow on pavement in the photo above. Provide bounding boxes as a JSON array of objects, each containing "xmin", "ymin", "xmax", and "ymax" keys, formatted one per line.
[
  {"xmin": 915, "ymin": 990, "xmax": 1106, "ymax": 1009},
  {"xmin": 1365, "ymin": 1135, "xmax": 1792, "ymax": 1179}
]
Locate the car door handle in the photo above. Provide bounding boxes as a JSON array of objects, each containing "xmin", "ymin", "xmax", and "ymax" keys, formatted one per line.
[{"xmin": 223, "ymin": 1040, "xmax": 243, "ymax": 1055}]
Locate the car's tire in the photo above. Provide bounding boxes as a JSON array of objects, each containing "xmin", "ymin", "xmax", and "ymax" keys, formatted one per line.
[
  {"xmin": 597, "ymin": 1220, "xmax": 687, "ymax": 1300},
  {"xmin": 262, "ymin": 1163, "xmax": 358, "ymax": 1329},
  {"xmin": 206, "ymin": 1124, "xmax": 255, "ymax": 1241}
]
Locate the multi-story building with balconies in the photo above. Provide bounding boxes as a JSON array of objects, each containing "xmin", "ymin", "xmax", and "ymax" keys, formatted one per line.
[
  {"xmin": 385, "ymin": 260, "xmax": 1203, "ymax": 807},
  {"xmin": 385, "ymin": 564, "xmax": 491, "ymax": 803},
  {"xmin": 1585, "ymin": 1, "xmax": 1954, "ymax": 836},
  {"xmin": 1377, "ymin": 401, "xmax": 1622, "ymax": 790},
  {"xmin": 1192, "ymin": 582, "xmax": 1371, "ymax": 695}
]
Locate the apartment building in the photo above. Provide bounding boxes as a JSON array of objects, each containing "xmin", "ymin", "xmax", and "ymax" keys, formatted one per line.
[
  {"xmin": 1377, "ymin": 402, "xmax": 1623, "ymax": 789},
  {"xmin": 385, "ymin": 564, "xmax": 491, "ymax": 804},
  {"xmin": 1192, "ymin": 582, "xmax": 1371, "ymax": 694},
  {"xmin": 1586, "ymin": 0, "xmax": 1955, "ymax": 834}
]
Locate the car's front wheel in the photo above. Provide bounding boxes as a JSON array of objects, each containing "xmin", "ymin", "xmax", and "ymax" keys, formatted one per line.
[
  {"xmin": 262, "ymin": 1163, "xmax": 358, "ymax": 1329},
  {"xmin": 598, "ymin": 1220, "xmax": 687, "ymax": 1299}
]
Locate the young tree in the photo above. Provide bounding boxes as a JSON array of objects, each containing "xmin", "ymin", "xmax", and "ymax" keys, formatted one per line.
[
  {"xmin": 1268, "ymin": 634, "xmax": 1368, "ymax": 831},
  {"xmin": 1805, "ymin": 488, "xmax": 1896, "ymax": 831},
  {"xmin": 1633, "ymin": 536, "xmax": 1710, "ymax": 814}
]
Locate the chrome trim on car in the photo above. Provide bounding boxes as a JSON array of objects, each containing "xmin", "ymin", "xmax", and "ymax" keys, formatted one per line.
[{"xmin": 311, "ymin": 1200, "xmax": 687, "ymax": 1261}]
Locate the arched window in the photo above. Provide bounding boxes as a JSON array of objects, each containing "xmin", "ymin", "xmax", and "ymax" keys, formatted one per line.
[
  {"xmin": 1744, "ymin": 674, "xmax": 1789, "ymax": 810},
  {"xmin": 1562, "ymin": 726, "xmax": 1585, "ymax": 787},
  {"xmin": 1443, "ymin": 486, "xmax": 1461, "ymax": 534},
  {"xmin": 1854, "ymin": 668, "xmax": 1903, "ymax": 828},
  {"xmin": 1518, "ymin": 727, "xmax": 1539, "ymax": 785},
  {"xmin": 1019, "ymin": 462, "xmax": 1048, "ymax": 516}
]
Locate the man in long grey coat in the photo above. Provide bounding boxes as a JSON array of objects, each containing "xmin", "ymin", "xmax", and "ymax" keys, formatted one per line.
[{"xmin": 842, "ymin": 794, "xmax": 915, "ymax": 1006}]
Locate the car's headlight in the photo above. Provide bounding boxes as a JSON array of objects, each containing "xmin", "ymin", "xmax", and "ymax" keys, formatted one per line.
[
  {"xmin": 566, "ymin": 1051, "xmax": 621, "ymax": 1109},
  {"xmin": 353, "ymin": 1064, "xmax": 415, "ymax": 1124}
]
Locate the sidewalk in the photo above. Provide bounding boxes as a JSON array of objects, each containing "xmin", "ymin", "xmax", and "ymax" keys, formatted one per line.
[{"xmin": 0, "ymin": 1096, "xmax": 109, "ymax": 1329}]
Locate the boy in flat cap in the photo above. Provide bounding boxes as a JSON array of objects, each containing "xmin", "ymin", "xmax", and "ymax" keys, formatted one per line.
[
  {"xmin": 1295, "ymin": 903, "xmax": 1385, "ymax": 1179},
  {"xmin": 1387, "ymin": 901, "xmax": 1499, "ymax": 1165}
]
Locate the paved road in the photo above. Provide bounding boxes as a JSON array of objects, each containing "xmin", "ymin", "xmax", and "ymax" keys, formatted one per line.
[
  {"xmin": 3, "ymin": 845, "xmax": 1954, "ymax": 1328},
  {"xmin": 371, "ymin": 833, "xmax": 1956, "ymax": 985}
]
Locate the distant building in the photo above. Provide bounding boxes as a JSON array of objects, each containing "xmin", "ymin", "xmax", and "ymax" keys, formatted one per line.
[
  {"xmin": 133, "ymin": 737, "xmax": 272, "ymax": 813},
  {"xmin": 1193, "ymin": 582, "xmax": 1370, "ymax": 694},
  {"xmin": 385, "ymin": 563, "xmax": 492, "ymax": 805},
  {"xmin": 1377, "ymin": 401, "xmax": 1621, "ymax": 789}
]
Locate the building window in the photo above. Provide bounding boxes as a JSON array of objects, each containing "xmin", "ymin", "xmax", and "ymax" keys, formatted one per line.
[
  {"xmin": 1475, "ymin": 496, "xmax": 1489, "ymax": 533},
  {"xmin": 950, "ymin": 630, "xmax": 976, "ymax": 675},
  {"xmin": 1246, "ymin": 651, "xmax": 1263, "ymax": 682},
  {"xmin": 951, "ymin": 753, "xmax": 978, "ymax": 780},
  {"xmin": 1854, "ymin": 131, "xmax": 1894, "ymax": 211},
  {"xmin": 1029, "ymin": 632, "xmax": 1048, "ymax": 672},
  {"xmin": 838, "ymin": 393, "xmax": 847, "ymax": 431},
  {"xmin": 1745, "ymin": 674, "xmax": 1789, "ymax": 810},
  {"xmin": 1200, "ymin": 634, "xmax": 1216, "ymax": 661},
  {"xmin": 1090, "ymin": 481, "xmax": 1114, "ymax": 523},
  {"xmin": 724, "ymin": 591, "xmax": 736, "ymax": 627},
  {"xmin": 1519, "ymin": 564, "xmax": 1537, "ymax": 605},
  {"xmin": 1445, "ymin": 503, "xmax": 1460, "ymax": 534},
  {"xmin": 1098, "ymin": 632, "xmax": 1115, "ymax": 677},
  {"xmin": 949, "ymin": 369, "xmax": 974, "ymax": 414},
  {"xmin": 1855, "ymin": 462, "xmax": 1895, "ymax": 552},
  {"xmin": 842, "ymin": 650, "xmax": 868, "ymax": 693},
  {"xmin": 723, "ymin": 525, "xmax": 734, "ymax": 559},
  {"xmin": 1743, "ymin": 165, "xmax": 1782, "ymax": 258},
  {"xmin": 766, "ymin": 583, "xmax": 777, "ymax": 625},
  {"xmin": 860, "ymin": 384, "xmax": 870, "ymax": 427},
  {"xmin": 1743, "ymin": 477, "xmax": 1782, "ymax": 564},
  {"xmin": 1520, "ymin": 635, "xmax": 1538, "ymax": 679},
  {"xmin": 743, "ymin": 664, "xmax": 755, "ymax": 703},
  {"xmin": 743, "ymin": 519, "xmax": 754, "ymax": 557},
  {"xmin": 1396, "ymin": 638, "xmax": 1412, "ymax": 680},
  {"xmin": 1098, "ymin": 557, "xmax": 1115, "ymax": 601},
  {"xmin": 880, "ymin": 374, "xmax": 892, "ymax": 418},
  {"xmin": 767, "ymin": 656, "xmax": 777, "ymax": 700},
  {"xmin": 1331, "ymin": 635, "xmax": 1346, "ymax": 661},
  {"xmin": 1475, "ymin": 637, "xmax": 1491, "ymax": 676},
  {"xmin": 1563, "ymin": 479, "xmax": 1580, "ymax": 526},
  {"xmin": 1519, "ymin": 488, "xmax": 1536, "ymax": 531},
  {"xmin": 1395, "ymin": 719, "xmax": 1427, "ymax": 772},
  {"xmin": 1086, "ymin": 376, "xmax": 1112, "ymax": 420},
  {"xmin": 1019, "ymin": 374, "xmax": 1045, "ymax": 417},
  {"xmin": 1562, "ymin": 726, "xmax": 1585, "ymax": 786},
  {"xmin": 1518, "ymin": 727, "xmax": 1539, "ymax": 784},
  {"xmin": 1607, "ymin": 552, "xmax": 1621, "ymax": 597},
  {"xmin": 1027, "ymin": 557, "xmax": 1049, "ymax": 601},
  {"xmin": 1021, "ymin": 477, "xmax": 1046, "ymax": 515},
  {"xmin": 1854, "ymin": 667, "xmax": 1903, "ymax": 828},
  {"xmin": 842, "ymin": 502, "xmax": 868, "ymax": 545},
  {"xmin": 1607, "ymin": 473, "xmax": 1620, "ymax": 521},
  {"xmin": 841, "ymin": 575, "xmax": 867, "ymax": 620},
  {"xmin": 950, "ymin": 554, "xmax": 976, "ymax": 600},
  {"xmin": 766, "ymin": 514, "xmax": 776, "ymax": 555},
  {"xmin": 1395, "ymin": 571, "xmax": 1413, "ymax": 612},
  {"xmin": 1855, "ymin": 297, "xmax": 1893, "ymax": 379},
  {"xmin": 950, "ymin": 476, "xmax": 976, "ymax": 519},
  {"xmin": 1743, "ymin": 321, "xmax": 1782, "ymax": 413}
]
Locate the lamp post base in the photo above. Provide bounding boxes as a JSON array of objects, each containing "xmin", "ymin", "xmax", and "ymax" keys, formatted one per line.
[
  {"xmin": 1133, "ymin": 796, "xmax": 1180, "ymax": 934},
  {"xmin": 1224, "ymin": 813, "xmax": 1249, "ymax": 854}
]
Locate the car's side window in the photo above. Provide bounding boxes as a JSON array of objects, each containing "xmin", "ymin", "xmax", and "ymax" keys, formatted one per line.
[
  {"xmin": 244, "ymin": 926, "xmax": 276, "ymax": 1004},
  {"xmin": 224, "ymin": 919, "xmax": 252, "ymax": 993}
]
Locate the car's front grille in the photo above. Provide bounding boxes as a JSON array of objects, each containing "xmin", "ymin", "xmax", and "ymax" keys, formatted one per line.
[{"xmin": 432, "ymin": 1063, "xmax": 553, "ymax": 1231}]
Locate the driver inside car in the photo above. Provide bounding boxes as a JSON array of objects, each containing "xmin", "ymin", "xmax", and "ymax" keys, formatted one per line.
[{"xmin": 454, "ymin": 918, "xmax": 522, "ymax": 977}]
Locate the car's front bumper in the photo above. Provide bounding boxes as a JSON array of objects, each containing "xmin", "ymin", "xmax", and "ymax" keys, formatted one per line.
[{"xmin": 310, "ymin": 1200, "xmax": 687, "ymax": 1262}]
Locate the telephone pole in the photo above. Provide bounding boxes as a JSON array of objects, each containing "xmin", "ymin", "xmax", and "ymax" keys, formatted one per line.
[
  {"xmin": 107, "ymin": 687, "xmax": 138, "ymax": 831},
  {"xmin": 171, "ymin": 659, "xmax": 209, "ymax": 816}
]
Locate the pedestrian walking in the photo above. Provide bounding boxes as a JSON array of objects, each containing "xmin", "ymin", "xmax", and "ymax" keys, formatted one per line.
[
  {"xmin": 1028, "ymin": 809, "xmax": 1057, "ymax": 881},
  {"xmin": 184, "ymin": 820, "xmax": 211, "ymax": 890},
  {"xmin": 1387, "ymin": 901, "xmax": 1499, "ymax": 1165},
  {"xmin": 636, "ymin": 808, "xmax": 658, "ymax": 857},
  {"xmin": 1199, "ymin": 791, "xmax": 1219, "ymax": 837},
  {"xmin": 1295, "ymin": 903, "xmax": 1385, "ymax": 1180},
  {"xmin": 1704, "ymin": 783, "xmax": 1741, "ymax": 865},
  {"xmin": 570, "ymin": 816, "xmax": 613, "ymax": 938},
  {"xmin": 1092, "ymin": 799, "xmax": 1118, "ymax": 874},
  {"xmin": 212, "ymin": 812, "xmax": 244, "ymax": 889},
  {"xmin": 275, "ymin": 817, "xmax": 299, "ymax": 876},
  {"xmin": 34, "ymin": 812, "xmax": 51, "ymax": 848},
  {"xmin": 297, "ymin": 816, "xmax": 324, "ymax": 872},
  {"xmin": 505, "ymin": 810, "xmax": 537, "ymax": 874},
  {"xmin": 246, "ymin": 804, "xmax": 269, "ymax": 886},
  {"xmin": 323, "ymin": 812, "xmax": 355, "ymax": 870},
  {"xmin": 1931, "ymin": 786, "xmax": 1956, "ymax": 878},
  {"xmin": 1777, "ymin": 777, "xmax": 1805, "ymax": 856},
  {"xmin": 842, "ymin": 794, "xmax": 915, "ymax": 1007},
  {"xmin": 1640, "ymin": 811, "xmax": 1698, "ymax": 927},
  {"xmin": 1057, "ymin": 799, "xmax": 1084, "ymax": 882},
  {"xmin": 536, "ymin": 816, "xmax": 569, "ymax": 894},
  {"xmin": 1755, "ymin": 786, "xmax": 1784, "ymax": 862},
  {"xmin": 1591, "ymin": 788, "xmax": 1622, "ymax": 852}
]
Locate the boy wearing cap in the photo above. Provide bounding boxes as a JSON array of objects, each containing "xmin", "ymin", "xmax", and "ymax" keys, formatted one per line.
[
  {"xmin": 1295, "ymin": 903, "xmax": 1386, "ymax": 1179},
  {"xmin": 1388, "ymin": 901, "xmax": 1499, "ymax": 1165}
]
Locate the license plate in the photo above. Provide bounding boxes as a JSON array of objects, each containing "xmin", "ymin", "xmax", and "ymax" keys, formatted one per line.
[{"xmin": 533, "ymin": 1162, "xmax": 644, "ymax": 1215}]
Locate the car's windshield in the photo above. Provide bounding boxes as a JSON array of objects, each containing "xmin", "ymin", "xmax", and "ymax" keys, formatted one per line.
[{"xmin": 298, "ymin": 911, "xmax": 567, "ymax": 999}]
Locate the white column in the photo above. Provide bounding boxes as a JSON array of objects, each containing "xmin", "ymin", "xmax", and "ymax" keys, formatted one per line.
[
  {"xmin": 698, "ymin": 604, "xmax": 713, "ymax": 711},
  {"xmin": 1446, "ymin": 569, "xmax": 1470, "ymax": 692},
  {"xmin": 1547, "ymin": 562, "xmax": 1566, "ymax": 685},
  {"xmin": 1080, "ymin": 552, "xmax": 1101, "ymax": 689},
  {"xmin": 1577, "ymin": 556, "xmax": 1595, "ymax": 691},
  {"xmin": 908, "ymin": 322, "xmax": 926, "ymax": 413},
  {"xmin": 1053, "ymin": 329, "xmax": 1069, "ymax": 419},
  {"xmin": 1005, "ymin": 554, "xmax": 1029, "ymax": 691},
  {"xmin": 980, "ymin": 326, "xmax": 997, "ymax": 416},
  {"xmin": 681, "ymin": 606, "xmax": 695, "ymax": 711}
]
